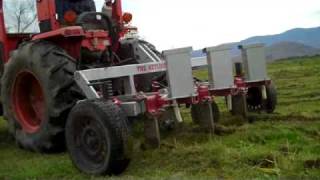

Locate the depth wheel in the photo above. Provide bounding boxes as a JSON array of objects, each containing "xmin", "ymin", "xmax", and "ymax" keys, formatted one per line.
[
  {"xmin": 265, "ymin": 83, "xmax": 277, "ymax": 113},
  {"xmin": 247, "ymin": 86, "xmax": 263, "ymax": 111},
  {"xmin": 66, "ymin": 99, "xmax": 132, "ymax": 175},
  {"xmin": 246, "ymin": 83, "xmax": 277, "ymax": 113}
]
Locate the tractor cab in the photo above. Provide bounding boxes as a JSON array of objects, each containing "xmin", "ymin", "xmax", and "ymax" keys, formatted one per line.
[
  {"xmin": 3, "ymin": 0, "xmax": 97, "ymax": 33},
  {"xmin": 36, "ymin": 0, "xmax": 117, "ymax": 32},
  {"xmin": 0, "ymin": 0, "xmax": 129, "ymax": 63},
  {"xmin": 3, "ymin": 0, "xmax": 39, "ymax": 34},
  {"xmin": 55, "ymin": 0, "xmax": 96, "ymax": 23},
  {"xmin": 54, "ymin": 0, "xmax": 110, "ymax": 31}
]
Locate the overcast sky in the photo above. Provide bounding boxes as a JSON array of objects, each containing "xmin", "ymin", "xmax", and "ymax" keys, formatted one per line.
[{"xmin": 95, "ymin": 0, "xmax": 320, "ymax": 50}]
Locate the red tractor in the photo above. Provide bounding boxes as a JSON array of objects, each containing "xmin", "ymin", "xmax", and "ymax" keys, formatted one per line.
[{"xmin": 0, "ymin": 0, "xmax": 160, "ymax": 175}]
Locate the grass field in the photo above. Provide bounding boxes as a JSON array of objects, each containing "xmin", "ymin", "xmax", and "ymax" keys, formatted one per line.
[{"xmin": 0, "ymin": 56, "xmax": 320, "ymax": 179}]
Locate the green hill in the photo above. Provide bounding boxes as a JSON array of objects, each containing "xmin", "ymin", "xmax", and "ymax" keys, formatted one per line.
[{"xmin": 0, "ymin": 56, "xmax": 319, "ymax": 179}]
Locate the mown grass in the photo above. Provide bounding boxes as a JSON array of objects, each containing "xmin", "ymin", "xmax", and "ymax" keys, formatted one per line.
[{"xmin": 0, "ymin": 56, "xmax": 320, "ymax": 179}]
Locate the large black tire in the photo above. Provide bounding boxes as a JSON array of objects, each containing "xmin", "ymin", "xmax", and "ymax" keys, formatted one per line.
[
  {"xmin": 134, "ymin": 40, "xmax": 167, "ymax": 92},
  {"xmin": 0, "ymin": 44, "xmax": 5, "ymax": 116},
  {"xmin": 66, "ymin": 99, "xmax": 132, "ymax": 175},
  {"xmin": 191, "ymin": 101, "xmax": 220, "ymax": 128},
  {"xmin": 139, "ymin": 40, "xmax": 162, "ymax": 58},
  {"xmin": 1, "ymin": 41, "xmax": 82, "ymax": 152}
]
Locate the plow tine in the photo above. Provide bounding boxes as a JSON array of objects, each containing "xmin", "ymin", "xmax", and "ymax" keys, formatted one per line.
[
  {"xmin": 144, "ymin": 117, "xmax": 161, "ymax": 149},
  {"xmin": 172, "ymin": 100, "xmax": 183, "ymax": 123},
  {"xmin": 208, "ymin": 102, "xmax": 215, "ymax": 134}
]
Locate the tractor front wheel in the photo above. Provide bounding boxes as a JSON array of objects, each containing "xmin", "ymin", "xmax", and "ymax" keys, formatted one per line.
[{"xmin": 65, "ymin": 99, "xmax": 132, "ymax": 175}]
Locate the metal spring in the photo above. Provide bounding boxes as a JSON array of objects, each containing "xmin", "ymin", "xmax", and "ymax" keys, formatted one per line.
[{"xmin": 103, "ymin": 80, "xmax": 113, "ymax": 99}]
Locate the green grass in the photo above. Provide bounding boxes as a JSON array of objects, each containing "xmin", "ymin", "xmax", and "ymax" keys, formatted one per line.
[{"xmin": 1, "ymin": 56, "xmax": 320, "ymax": 179}]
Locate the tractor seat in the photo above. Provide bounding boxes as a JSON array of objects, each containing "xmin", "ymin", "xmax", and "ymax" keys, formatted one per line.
[{"xmin": 76, "ymin": 12, "xmax": 111, "ymax": 31}]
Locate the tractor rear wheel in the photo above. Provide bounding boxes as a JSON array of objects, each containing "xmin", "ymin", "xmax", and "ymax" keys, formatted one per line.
[
  {"xmin": 66, "ymin": 99, "xmax": 132, "ymax": 175},
  {"xmin": 1, "ymin": 41, "xmax": 82, "ymax": 152},
  {"xmin": 134, "ymin": 40, "xmax": 167, "ymax": 92}
]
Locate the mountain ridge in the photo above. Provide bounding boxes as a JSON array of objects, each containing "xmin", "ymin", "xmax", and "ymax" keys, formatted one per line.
[
  {"xmin": 241, "ymin": 26, "xmax": 320, "ymax": 48},
  {"xmin": 192, "ymin": 26, "xmax": 320, "ymax": 61}
]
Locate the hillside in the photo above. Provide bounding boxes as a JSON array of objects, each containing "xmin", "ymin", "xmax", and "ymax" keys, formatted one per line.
[
  {"xmin": 241, "ymin": 27, "xmax": 320, "ymax": 48},
  {"xmin": 232, "ymin": 41, "xmax": 320, "ymax": 62},
  {"xmin": 192, "ymin": 26, "xmax": 320, "ymax": 61},
  {"xmin": 266, "ymin": 41, "xmax": 320, "ymax": 61},
  {"xmin": 0, "ymin": 56, "xmax": 319, "ymax": 179}
]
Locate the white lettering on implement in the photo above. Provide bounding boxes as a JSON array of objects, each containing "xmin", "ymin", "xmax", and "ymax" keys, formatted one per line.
[{"xmin": 137, "ymin": 63, "xmax": 167, "ymax": 73}]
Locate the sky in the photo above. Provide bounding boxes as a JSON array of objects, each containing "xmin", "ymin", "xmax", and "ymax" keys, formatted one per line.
[{"xmin": 95, "ymin": 0, "xmax": 320, "ymax": 50}]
